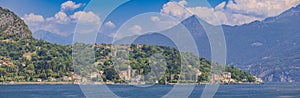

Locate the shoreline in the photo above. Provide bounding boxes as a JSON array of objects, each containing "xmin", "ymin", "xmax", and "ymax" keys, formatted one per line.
[
  {"xmin": 1, "ymin": 82, "xmax": 76, "ymax": 85},
  {"xmin": 0, "ymin": 82, "xmax": 264, "ymax": 85}
]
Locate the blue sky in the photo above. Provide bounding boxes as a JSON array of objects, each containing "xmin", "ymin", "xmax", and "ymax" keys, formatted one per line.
[
  {"xmin": 0, "ymin": 0, "xmax": 227, "ymax": 26},
  {"xmin": 0, "ymin": 0, "xmax": 224, "ymax": 17},
  {"xmin": 0, "ymin": 0, "xmax": 88, "ymax": 17},
  {"xmin": 101, "ymin": 0, "xmax": 170, "ymax": 28},
  {"xmin": 0, "ymin": 0, "xmax": 172, "ymax": 36},
  {"xmin": 0, "ymin": 0, "xmax": 299, "ymax": 39},
  {"xmin": 0, "ymin": 0, "xmax": 169, "ymax": 24}
]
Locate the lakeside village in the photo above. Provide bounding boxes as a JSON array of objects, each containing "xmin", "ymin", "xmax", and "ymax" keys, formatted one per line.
[
  {"xmin": 0, "ymin": 44, "xmax": 263, "ymax": 85},
  {"xmin": 1, "ymin": 58, "xmax": 263, "ymax": 85}
]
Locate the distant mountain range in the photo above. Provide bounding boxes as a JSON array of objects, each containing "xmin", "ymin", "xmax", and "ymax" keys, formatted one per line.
[
  {"xmin": 33, "ymin": 30, "xmax": 113, "ymax": 45},
  {"xmin": 238, "ymin": 5, "xmax": 300, "ymax": 82},
  {"xmin": 33, "ymin": 30, "xmax": 73, "ymax": 45},
  {"xmin": 118, "ymin": 4, "xmax": 300, "ymax": 82},
  {"xmin": 30, "ymin": 4, "xmax": 300, "ymax": 82}
]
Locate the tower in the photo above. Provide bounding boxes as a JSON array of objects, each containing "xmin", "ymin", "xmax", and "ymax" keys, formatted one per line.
[{"xmin": 128, "ymin": 65, "xmax": 131, "ymax": 80}]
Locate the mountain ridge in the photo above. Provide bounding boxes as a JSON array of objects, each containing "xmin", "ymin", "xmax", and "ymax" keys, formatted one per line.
[
  {"xmin": 0, "ymin": 7, "xmax": 33, "ymax": 41},
  {"xmin": 223, "ymin": 4, "xmax": 300, "ymax": 82},
  {"xmin": 33, "ymin": 30, "xmax": 73, "ymax": 45},
  {"xmin": 115, "ymin": 4, "xmax": 300, "ymax": 82}
]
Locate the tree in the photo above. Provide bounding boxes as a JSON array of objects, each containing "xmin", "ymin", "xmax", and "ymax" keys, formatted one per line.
[
  {"xmin": 247, "ymin": 74, "xmax": 256, "ymax": 82},
  {"xmin": 0, "ymin": 68, "xmax": 6, "ymax": 77},
  {"xmin": 39, "ymin": 73, "xmax": 47, "ymax": 80},
  {"xmin": 104, "ymin": 68, "xmax": 119, "ymax": 81},
  {"xmin": 27, "ymin": 64, "xmax": 35, "ymax": 70}
]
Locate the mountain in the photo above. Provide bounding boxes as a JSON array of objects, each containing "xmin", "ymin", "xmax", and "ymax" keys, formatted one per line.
[
  {"xmin": 236, "ymin": 5, "xmax": 300, "ymax": 82},
  {"xmin": 0, "ymin": 7, "xmax": 73, "ymax": 82},
  {"xmin": 119, "ymin": 4, "xmax": 300, "ymax": 82},
  {"xmin": 33, "ymin": 30, "xmax": 73, "ymax": 45},
  {"xmin": 32, "ymin": 30, "xmax": 113, "ymax": 45},
  {"xmin": 210, "ymin": 4, "xmax": 300, "ymax": 82},
  {"xmin": 116, "ymin": 15, "xmax": 212, "ymax": 60},
  {"xmin": 224, "ymin": 4, "xmax": 300, "ymax": 66},
  {"xmin": 0, "ymin": 7, "xmax": 33, "ymax": 41}
]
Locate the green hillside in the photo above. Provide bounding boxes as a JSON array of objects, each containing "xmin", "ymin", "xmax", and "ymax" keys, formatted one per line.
[{"xmin": 0, "ymin": 7, "xmax": 258, "ymax": 84}]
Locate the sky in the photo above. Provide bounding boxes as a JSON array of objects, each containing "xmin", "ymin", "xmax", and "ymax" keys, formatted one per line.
[{"xmin": 0, "ymin": 0, "xmax": 299, "ymax": 39}]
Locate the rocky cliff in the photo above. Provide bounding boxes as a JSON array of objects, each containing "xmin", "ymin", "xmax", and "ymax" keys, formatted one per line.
[{"xmin": 0, "ymin": 7, "xmax": 33, "ymax": 41}]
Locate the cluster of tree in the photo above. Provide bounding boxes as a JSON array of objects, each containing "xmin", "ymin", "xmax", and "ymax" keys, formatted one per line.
[
  {"xmin": 93, "ymin": 44, "xmax": 256, "ymax": 83},
  {"xmin": 0, "ymin": 39, "xmax": 72, "ymax": 82},
  {"xmin": 0, "ymin": 38, "xmax": 256, "ymax": 83},
  {"xmin": 0, "ymin": 7, "xmax": 257, "ymax": 83},
  {"xmin": 225, "ymin": 66, "xmax": 256, "ymax": 82}
]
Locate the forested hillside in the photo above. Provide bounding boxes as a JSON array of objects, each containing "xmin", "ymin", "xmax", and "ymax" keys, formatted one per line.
[{"xmin": 0, "ymin": 7, "xmax": 257, "ymax": 84}]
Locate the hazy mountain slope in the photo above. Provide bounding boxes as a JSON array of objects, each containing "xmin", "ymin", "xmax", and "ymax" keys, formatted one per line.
[
  {"xmin": 31, "ymin": 30, "xmax": 113, "ymax": 45},
  {"xmin": 122, "ymin": 4, "xmax": 300, "ymax": 82},
  {"xmin": 225, "ymin": 5, "xmax": 300, "ymax": 82},
  {"xmin": 224, "ymin": 4, "xmax": 300, "ymax": 66},
  {"xmin": 117, "ymin": 15, "xmax": 212, "ymax": 59},
  {"xmin": 33, "ymin": 30, "xmax": 73, "ymax": 45}
]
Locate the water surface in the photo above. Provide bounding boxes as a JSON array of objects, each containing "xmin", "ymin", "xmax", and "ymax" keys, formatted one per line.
[{"xmin": 1, "ymin": 83, "xmax": 300, "ymax": 98}]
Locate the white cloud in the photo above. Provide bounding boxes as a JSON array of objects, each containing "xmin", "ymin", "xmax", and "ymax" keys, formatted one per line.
[
  {"xmin": 22, "ymin": 13, "xmax": 45, "ymax": 32},
  {"xmin": 178, "ymin": 0, "xmax": 187, "ymax": 6},
  {"xmin": 22, "ymin": 9, "xmax": 101, "ymax": 35},
  {"xmin": 61, "ymin": 1, "xmax": 82, "ymax": 11},
  {"xmin": 22, "ymin": 13, "xmax": 45, "ymax": 23},
  {"xmin": 151, "ymin": 16, "xmax": 161, "ymax": 22},
  {"xmin": 226, "ymin": 0, "xmax": 300, "ymax": 17},
  {"xmin": 160, "ymin": 0, "xmax": 300, "ymax": 26},
  {"xmin": 128, "ymin": 25, "xmax": 142, "ymax": 34},
  {"xmin": 23, "ymin": 14, "xmax": 75, "ymax": 36},
  {"xmin": 46, "ymin": 11, "xmax": 70, "ymax": 24},
  {"xmin": 251, "ymin": 42, "xmax": 263, "ymax": 47},
  {"xmin": 160, "ymin": 1, "xmax": 192, "ymax": 21},
  {"xmin": 71, "ymin": 11, "xmax": 101, "ymax": 34},
  {"xmin": 21, "ymin": 1, "xmax": 102, "ymax": 36},
  {"xmin": 71, "ymin": 11, "xmax": 101, "ymax": 24},
  {"xmin": 186, "ymin": 5, "xmax": 224, "ymax": 25},
  {"xmin": 104, "ymin": 21, "xmax": 116, "ymax": 29}
]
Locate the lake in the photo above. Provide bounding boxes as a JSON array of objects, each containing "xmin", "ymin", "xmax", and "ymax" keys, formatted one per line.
[{"xmin": 1, "ymin": 83, "xmax": 300, "ymax": 98}]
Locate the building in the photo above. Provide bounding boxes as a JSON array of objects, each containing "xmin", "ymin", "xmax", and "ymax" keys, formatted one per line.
[
  {"xmin": 223, "ymin": 72, "xmax": 231, "ymax": 79},
  {"xmin": 119, "ymin": 65, "xmax": 132, "ymax": 81},
  {"xmin": 90, "ymin": 72, "xmax": 99, "ymax": 78}
]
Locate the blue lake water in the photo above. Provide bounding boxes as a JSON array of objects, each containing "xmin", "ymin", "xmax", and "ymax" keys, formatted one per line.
[{"xmin": 1, "ymin": 83, "xmax": 300, "ymax": 98}]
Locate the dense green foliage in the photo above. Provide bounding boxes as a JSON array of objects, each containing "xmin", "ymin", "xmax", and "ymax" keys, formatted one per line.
[
  {"xmin": 0, "ymin": 39, "xmax": 72, "ymax": 82},
  {"xmin": 225, "ymin": 66, "xmax": 256, "ymax": 82},
  {"xmin": 0, "ymin": 6, "xmax": 259, "ymax": 84},
  {"xmin": 0, "ymin": 39, "xmax": 256, "ymax": 83}
]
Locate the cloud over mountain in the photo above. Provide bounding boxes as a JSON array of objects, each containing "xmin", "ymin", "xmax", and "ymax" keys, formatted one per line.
[{"xmin": 161, "ymin": 0, "xmax": 300, "ymax": 26}]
